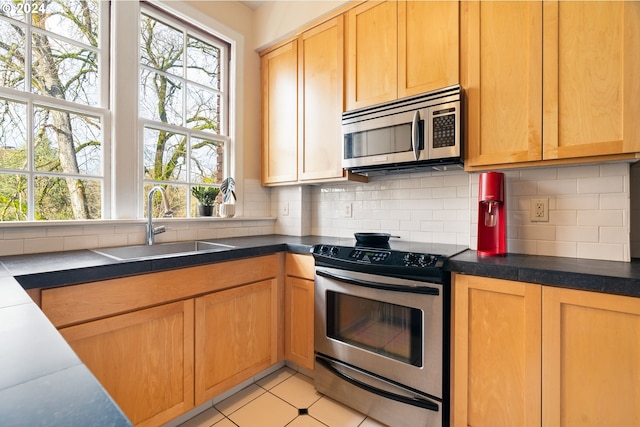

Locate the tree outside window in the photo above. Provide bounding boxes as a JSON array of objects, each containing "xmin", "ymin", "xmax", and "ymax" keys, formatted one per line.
[
  {"xmin": 0, "ymin": 0, "xmax": 104, "ymax": 221},
  {"xmin": 140, "ymin": 9, "xmax": 229, "ymax": 218}
]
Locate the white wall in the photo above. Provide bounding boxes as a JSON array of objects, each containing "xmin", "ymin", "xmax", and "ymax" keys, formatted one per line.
[{"xmin": 631, "ymin": 164, "xmax": 640, "ymax": 259}]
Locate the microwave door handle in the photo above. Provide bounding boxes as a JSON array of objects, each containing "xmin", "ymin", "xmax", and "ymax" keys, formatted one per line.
[{"xmin": 411, "ymin": 110, "xmax": 420, "ymax": 160}]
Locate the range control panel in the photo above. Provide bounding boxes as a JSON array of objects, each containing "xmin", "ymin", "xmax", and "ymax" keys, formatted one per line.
[{"xmin": 314, "ymin": 245, "xmax": 441, "ymax": 268}]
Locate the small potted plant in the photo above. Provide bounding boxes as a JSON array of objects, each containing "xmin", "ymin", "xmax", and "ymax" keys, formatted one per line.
[
  {"xmin": 191, "ymin": 185, "xmax": 220, "ymax": 217},
  {"xmin": 219, "ymin": 177, "xmax": 236, "ymax": 218}
]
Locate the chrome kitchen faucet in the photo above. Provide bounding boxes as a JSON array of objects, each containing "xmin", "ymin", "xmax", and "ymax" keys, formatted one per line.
[{"xmin": 146, "ymin": 186, "xmax": 173, "ymax": 245}]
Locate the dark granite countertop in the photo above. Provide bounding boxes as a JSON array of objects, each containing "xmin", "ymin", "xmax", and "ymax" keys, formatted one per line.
[
  {"xmin": 448, "ymin": 250, "xmax": 640, "ymax": 298},
  {"xmin": 2, "ymin": 234, "xmax": 640, "ymax": 426}
]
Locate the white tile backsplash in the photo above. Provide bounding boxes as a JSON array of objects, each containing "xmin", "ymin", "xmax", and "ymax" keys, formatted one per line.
[
  {"xmin": 0, "ymin": 164, "xmax": 637, "ymax": 262},
  {"xmin": 631, "ymin": 164, "xmax": 640, "ymax": 258}
]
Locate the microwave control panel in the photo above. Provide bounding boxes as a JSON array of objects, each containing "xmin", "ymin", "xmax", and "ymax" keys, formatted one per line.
[{"xmin": 432, "ymin": 107, "xmax": 457, "ymax": 148}]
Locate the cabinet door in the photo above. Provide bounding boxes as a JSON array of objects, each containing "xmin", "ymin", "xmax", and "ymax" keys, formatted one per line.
[
  {"xmin": 398, "ymin": 1, "xmax": 459, "ymax": 98},
  {"xmin": 60, "ymin": 301, "xmax": 195, "ymax": 427},
  {"xmin": 543, "ymin": 1, "xmax": 640, "ymax": 160},
  {"xmin": 285, "ymin": 276, "xmax": 314, "ymax": 370},
  {"xmin": 195, "ymin": 279, "xmax": 278, "ymax": 403},
  {"xmin": 542, "ymin": 287, "xmax": 640, "ymax": 426},
  {"xmin": 299, "ymin": 16, "xmax": 345, "ymax": 182},
  {"xmin": 346, "ymin": 0, "xmax": 397, "ymax": 110},
  {"xmin": 452, "ymin": 274, "xmax": 541, "ymax": 427},
  {"xmin": 464, "ymin": 1, "xmax": 543, "ymax": 167},
  {"xmin": 261, "ymin": 40, "xmax": 298, "ymax": 185}
]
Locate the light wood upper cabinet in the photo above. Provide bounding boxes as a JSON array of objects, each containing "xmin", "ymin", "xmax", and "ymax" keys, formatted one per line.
[
  {"xmin": 542, "ymin": 1, "xmax": 640, "ymax": 160},
  {"xmin": 346, "ymin": 1, "xmax": 398, "ymax": 109},
  {"xmin": 284, "ymin": 253, "xmax": 315, "ymax": 370},
  {"xmin": 298, "ymin": 16, "xmax": 345, "ymax": 182},
  {"xmin": 195, "ymin": 278, "xmax": 280, "ymax": 403},
  {"xmin": 464, "ymin": 1, "xmax": 640, "ymax": 169},
  {"xmin": 452, "ymin": 273, "xmax": 640, "ymax": 427},
  {"xmin": 59, "ymin": 300, "xmax": 195, "ymax": 427},
  {"xmin": 346, "ymin": 1, "xmax": 460, "ymax": 110},
  {"xmin": 463, "ymin": 1, "xmax": 543, "ymax": 167},
  {"xmin": 398, "ymin": 1, "xmax": 459, "ymax": 98},
  {"xmin": 542, "ymin": 286, "xmax": 640, "ymax": 427},
  {"xmin": 452, "ymin": 274, "xmax": 542, "ymax": 427},
  {"xmin": 261, "ymin": 40, "xmax": 298, "ymax": 185}
]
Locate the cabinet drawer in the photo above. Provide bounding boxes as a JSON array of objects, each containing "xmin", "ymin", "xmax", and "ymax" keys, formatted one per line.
[
  {"xmin": 42, "ymin": 254, "xmax": 279, "ymax": 328},
  {"xmin": 285, "ymin": 253, "xmax": 314, "ymax": 280}
]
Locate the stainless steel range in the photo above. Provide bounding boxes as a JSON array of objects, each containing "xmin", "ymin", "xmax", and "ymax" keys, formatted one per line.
[{"xmin": 313, "ymin": 240, "xmax": 466, "ymax": 427}]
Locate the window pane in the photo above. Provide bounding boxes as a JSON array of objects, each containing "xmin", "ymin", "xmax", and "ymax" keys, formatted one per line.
[
  {"xmin": 143, "ymin": 127, "xmax": 187, "ymax": 182},
  {"xmin": 31, "ymin": 32, "xmax": 98, "ymax": 105},
  {"xmin": 0, "ymin": 173, "xmax": 27, "ymax": 221},
  {"xmin": 186, "ymin": 85, "xmax": 220, "ymax": 133},
  {"xmin": 0, "ymin": 3, "xmax": 26, "ymax": 21},
  {"xmin": 0, "ymin": 19, "xmax": 26, "ymax": 91},
  {"xmin": 187, "ymin": 36, "xmax": 220, "ymax": 90},
  {"xmin": 34, "ymin": 176, "xmax": 101, "ymax": 220},
  {"xmin": 34, "ymin": 106, "xmax": 102, "ymax": 175},
  {"xmin": 140, "ymin": 69, "xmax": 183, "ymax": 125},
  {"xmin": 33, "ymin": 0, "xmax": 99, "ymax": 46},
  {"xmin": 190, "ymin": 137, "xmax": 223, "ymax": 183},
  {"xmin": 140, "ymin": 14, "xmax": 183, "ymax": 76},
  {"xmin": 143, "ymin": 183, "xmax": 186, "ymax": 218},
  {"xmin": 0, "ymin": 98, "xmax": 27, "ymax": 169}
]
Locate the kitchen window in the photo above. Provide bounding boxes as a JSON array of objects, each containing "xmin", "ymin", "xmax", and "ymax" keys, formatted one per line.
[
  {"xmin": 140, "ymin": 6, "xmax": 230, "ymax": 219},
  {"xmin": 0, "ymin": 0, "xmax": 108, "ymax": 221},
  {"xmin": 0, "ymin": 1, "xmax": 236, "ymax": 222}
]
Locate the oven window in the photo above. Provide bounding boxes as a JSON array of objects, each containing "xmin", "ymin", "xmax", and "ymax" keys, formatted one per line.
[{"xmin": 326, "ymin": 291, "xmax": 423, "ymax": 367}]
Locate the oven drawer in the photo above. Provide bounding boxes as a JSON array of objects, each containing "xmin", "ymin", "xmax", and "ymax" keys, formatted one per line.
[{"xmin": 315, "ymin": 354, "xmax": 443, "ymax": 427}]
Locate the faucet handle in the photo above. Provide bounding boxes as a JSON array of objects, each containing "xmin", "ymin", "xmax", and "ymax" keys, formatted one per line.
[{"xmin": 153, "ymin": 225, "xmax": 167, "ymax": 235}]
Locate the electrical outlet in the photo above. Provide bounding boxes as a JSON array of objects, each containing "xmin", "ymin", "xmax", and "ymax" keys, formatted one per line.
[
  {"xmin": 281, "ymin": 202, "xmax": 289, "ymax": 216},
  {"xmin": 344, "ymin": 202, "xmax": 352, "ymax": 218},
  {"xmin": 531, "ymin": 198, "xmax": 549, "ymax": 222}
]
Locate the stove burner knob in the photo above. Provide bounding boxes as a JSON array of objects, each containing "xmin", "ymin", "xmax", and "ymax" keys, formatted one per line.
[
  {"xmin": 418, "ymin": 254, "xmax": 433, "ymax": 267},
  {"xmin": 330, "ymin": 246, "xmax": 340, "ymax": 255},
  {"xmin": 403, "ymin": 253, "xmax": 418, "ymax": 266},
  {"xmin": 319, "ymin": 245, "xmax": 330, "ymax": 254}
]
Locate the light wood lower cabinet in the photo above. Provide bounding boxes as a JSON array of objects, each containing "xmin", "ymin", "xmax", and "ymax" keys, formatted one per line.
[
  {"xmin": 195, "ymin": 279, "xmax": 279, "ymax": 403},
  {"xmin": 284, "ymin": 253, "xmax": 315, "ymax": 370},
  {"xmin": 41, "ymin": 254, "xmax": 282, "ymax": 426},
  {"xmin": 452, "ymin": 273, "xmax": 640, "ymax": 427},
  {"xmin": 452, "ymin": 274, "xmax": 541, "ymax": 427},
  {"xmin": 59, "ymin": 300, "xmax": 195, "ymax": 427},
  {"xmin": 542, "ymin": 286, "xmax": 640, "ymax": 426}
]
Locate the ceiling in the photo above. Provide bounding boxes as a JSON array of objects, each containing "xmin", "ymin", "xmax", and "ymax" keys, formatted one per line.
[{"xmin": 240, "ymin": 1, "xmax": 264, "ymax": 10}]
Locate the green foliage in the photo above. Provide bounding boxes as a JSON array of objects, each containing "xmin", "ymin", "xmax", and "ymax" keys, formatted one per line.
[{"xmin": 191, "ymin": 185, "xmax": 219, "ymax": 206}]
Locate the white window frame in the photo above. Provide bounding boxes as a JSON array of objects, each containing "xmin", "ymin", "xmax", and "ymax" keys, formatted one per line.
[
  {"xmin": 110, "ymin": 0, "xmax": 243, "ymax": 220},
  {"xmin": 0, "ymin": 1, "xmax": 111, "ymax": 220}
]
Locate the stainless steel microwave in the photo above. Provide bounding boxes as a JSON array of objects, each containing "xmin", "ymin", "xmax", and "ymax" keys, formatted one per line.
[{"xmin": 342, "ymin": 85, "xmax": 462, "ymax": 175}]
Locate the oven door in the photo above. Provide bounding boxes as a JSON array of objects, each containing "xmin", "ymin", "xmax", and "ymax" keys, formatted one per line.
[{"xmin": 314, "ymin": 266, "xmax": 443, "ymax": 399}]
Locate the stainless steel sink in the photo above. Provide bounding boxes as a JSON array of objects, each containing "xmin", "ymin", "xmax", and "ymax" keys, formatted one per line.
[{"xmin": 91, "ymin": 241, "xmax": 234, "ymax": 261}]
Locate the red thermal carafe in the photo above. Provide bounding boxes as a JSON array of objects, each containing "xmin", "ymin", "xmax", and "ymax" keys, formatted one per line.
[{"xmin": 477, "ymin": 172, "xmax": 506, "ymax": 256}]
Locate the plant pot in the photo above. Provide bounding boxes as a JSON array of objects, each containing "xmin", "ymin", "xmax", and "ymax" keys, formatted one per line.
[
  {"xmin": 197, "ymin": 204, "xmax": 214, "ymax": 217},
  {"xmin": 219, "ymin": 203, "xmax": 235, "ymax": 218}
]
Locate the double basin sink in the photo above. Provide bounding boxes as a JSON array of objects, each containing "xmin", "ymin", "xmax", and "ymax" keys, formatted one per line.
[{"xmin": 92, "ymin": 241, "xmax": 234, "ymax": 261}]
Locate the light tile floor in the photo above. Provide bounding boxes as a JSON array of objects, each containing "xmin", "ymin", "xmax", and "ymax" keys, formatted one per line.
[{"xmin": 179, "ymin": 367, "xmax": 387, "ymax": 427}]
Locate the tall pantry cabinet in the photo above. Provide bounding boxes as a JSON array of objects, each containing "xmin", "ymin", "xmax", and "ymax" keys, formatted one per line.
[{"xmin": 464, "ymin": 1, "xmax": 640, "ymax": 168}]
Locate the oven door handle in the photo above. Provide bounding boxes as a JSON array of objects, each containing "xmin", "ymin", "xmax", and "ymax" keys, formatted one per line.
[
  {"xmin": 316, "ymin": 269, "xmax": 439, "ymax": 295},
  {"xmin": 316, "ymin": 355, "xmax": 440, "ymax": 412}
]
